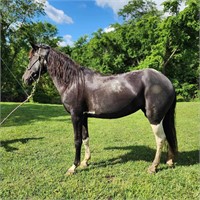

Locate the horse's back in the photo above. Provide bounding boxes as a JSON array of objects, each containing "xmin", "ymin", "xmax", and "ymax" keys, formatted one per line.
[
  {"xmin": 83, "ymin": 70, "xmax": 144, "ymax": 118},
  {"xmin": 83, "ymin": 68, "xmax": 175, "ymax": 120}
]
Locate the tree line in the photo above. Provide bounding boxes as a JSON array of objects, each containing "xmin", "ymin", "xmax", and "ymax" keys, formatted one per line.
[{"xmin": 1, "ymin": 0, "xmax": 199, "ymax": 103}]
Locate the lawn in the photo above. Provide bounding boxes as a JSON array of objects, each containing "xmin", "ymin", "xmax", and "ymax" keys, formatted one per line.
[{"xmin": 0, "ymin": 102, "xmax": 199, "ymax": 199}]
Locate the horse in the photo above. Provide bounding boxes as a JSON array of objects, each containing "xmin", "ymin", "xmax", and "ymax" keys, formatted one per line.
[{"xmin": 22, "ymin": 43, "xmax": 178, "ymax": 175}]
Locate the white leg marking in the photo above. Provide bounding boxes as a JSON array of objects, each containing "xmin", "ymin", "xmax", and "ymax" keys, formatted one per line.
[
  {"xmin": 149, "ymin": 120, "xmax": 166, "ymax": 173},
  {"xmin": 66, "ymin": 164, "xmax": 76, "ymax": 175},
  {"xmin": 83, "ymin": 137, "xmax": 91, "ymax": 160},
  {"xmin": 80, "ymin": 137, "xmax": 91, "ymax": 168}
]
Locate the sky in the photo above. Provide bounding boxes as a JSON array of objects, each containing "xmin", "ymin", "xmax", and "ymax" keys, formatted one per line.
[{"xmin": 36, "ymin": 0, "xmax": 184, "ymax": 47}]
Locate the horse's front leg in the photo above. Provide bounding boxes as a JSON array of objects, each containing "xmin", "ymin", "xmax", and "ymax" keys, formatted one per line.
[
  {"xmin": 80, "ymin": 115, "xmax": 91, "ymax": 168},
  {"xmin": 66, "ymin": 113, "xmax": 83, "ymax": 175}
]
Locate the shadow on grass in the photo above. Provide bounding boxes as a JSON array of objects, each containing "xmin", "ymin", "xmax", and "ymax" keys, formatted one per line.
[
  {"xmin": 0, "ymin": 137, "xmax": 44, "ymax": 152},
  {"xmin": 91, "ymin": 145, "xmax": 199, "ymax": 169},
  {"xmin": 91, "ymin": 145, "xmax": 154, "ymax": 169},
  {"xmin": 1, "ymin": 103, "xmax": 70, "ymax": 127}
]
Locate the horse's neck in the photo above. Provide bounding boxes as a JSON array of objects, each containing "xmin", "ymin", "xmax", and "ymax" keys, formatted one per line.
[
  {"xmin": 47, "ymin": 50, "xmax": 81, "ymax": 95},
  {"xmin": 51, "ymin": 75, "xmax": 67, "ymax": 95}
]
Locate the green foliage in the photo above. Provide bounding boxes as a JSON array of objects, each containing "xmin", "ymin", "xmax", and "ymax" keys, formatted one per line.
[
  {"xmin": 1, "ymin": 0, "xmax": 199, "ymax": 102},
  {"xmin": 118, "ymin": 0, "xmax": 158, "ymax": 20},
  {"xmin": 0, "ymin": 102, "xmax": 199, "ymax": 199},
  {"xmin": 1, "ymin": 0, "xmax": 61, "ymax": 103},
  {"xmin": 65, "ymin": 0, "xmax": 199, "ymax": 101}
]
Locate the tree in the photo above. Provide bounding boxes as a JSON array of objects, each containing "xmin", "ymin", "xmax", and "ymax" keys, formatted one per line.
[
  {"xmin": 70, "ymin": 0, "xmax": 161, "ymax": 74},
  {"xmin": 140, "ymin": 0, "xmax": 199, "ymax": 100},
  {"xmin": 1, "ymin": 0, "xmax": 198, "ymax": 102},
  {"xmin": 1, "ymin": 0, "xmax": 61, "ymax": 102},
  {"xmin": 69, "ymin": 0, "xmax": 199, "ymax": 100},
  {"xmin": 118, "ymin": 0, "xmax": 158, "ymax": 21}
]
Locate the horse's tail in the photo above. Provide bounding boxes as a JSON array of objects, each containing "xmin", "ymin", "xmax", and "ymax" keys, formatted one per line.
[{"xmin": 163, "ymin": 94, "xmax": 178, "ymax": 155}]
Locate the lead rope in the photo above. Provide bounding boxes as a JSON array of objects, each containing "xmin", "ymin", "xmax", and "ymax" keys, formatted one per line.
[{"xmin": 0, "ymin": 68, "xmax": 42, "ymax": 126}]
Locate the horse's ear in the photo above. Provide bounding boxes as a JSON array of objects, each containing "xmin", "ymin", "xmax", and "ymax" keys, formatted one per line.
[{"xmin": 30, "ymin": 42, "xmax": 39, "ymax": 51}]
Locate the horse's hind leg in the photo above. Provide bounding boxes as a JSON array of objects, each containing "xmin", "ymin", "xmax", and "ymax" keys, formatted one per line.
[
  {"xmin": 148, "ymin": 120, "xmax": 166, "ymax": 173},
  {"xmin": 80, "ymin": 116, "xmax": 91, "ymax": 168},
  {"xmin": 166, "ymin": 146, "xmax": 175, "ymax": 167}
]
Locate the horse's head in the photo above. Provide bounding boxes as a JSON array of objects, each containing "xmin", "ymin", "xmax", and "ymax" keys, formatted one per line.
[{"xmin": 22, "ymin": 43, "xmax": 50, "ymax": 85}]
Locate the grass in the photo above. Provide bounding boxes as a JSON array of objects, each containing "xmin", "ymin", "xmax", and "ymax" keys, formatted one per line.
[{"xmin": 0, "ymin": 102, "xmax": 199, "ymax": 199}]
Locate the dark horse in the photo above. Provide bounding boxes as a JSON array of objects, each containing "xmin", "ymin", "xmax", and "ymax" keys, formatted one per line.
[{"xmin": 23, "ymin": 43, "xmax": 178, "ymax": 174}]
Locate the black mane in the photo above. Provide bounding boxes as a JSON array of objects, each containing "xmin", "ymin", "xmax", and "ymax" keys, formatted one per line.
[{"xmin": 47, "ymin": 48, "xmax": 83, "ymax": 85}]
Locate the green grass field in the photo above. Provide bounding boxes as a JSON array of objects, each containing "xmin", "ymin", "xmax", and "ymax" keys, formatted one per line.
[{"xmin": 0, "ymin": 102, "xmax": 199, "ymax": 199}]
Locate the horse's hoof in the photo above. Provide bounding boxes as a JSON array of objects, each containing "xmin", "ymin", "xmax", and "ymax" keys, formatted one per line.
[
  {"xmin": 148, "ymin": 166, "xmax": 157, "ymax": 174},
  {"xmin": 65, "ymin": 170, "xmax": 75, "ymax": 176},
  {"xmin": 80, "ymin": 161, "xmax": 88, "ymax": 168},
  {"xmin": 166, "ymin": 159, "xmax": 175, "ymax": 168},
  {"xmin": 65, "ymin": 164, "xmax": 76, "ymax": 176},
  {"xmin": 167, "ymin": 164, "xmax": 175, "ymax": 169}
]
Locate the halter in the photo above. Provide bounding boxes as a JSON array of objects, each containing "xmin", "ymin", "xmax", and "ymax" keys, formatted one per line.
[
  {"xmin": 28, "ymin": 57, "xmax": 40, "ymax": 70},
  {"xmin": 28, "ymin": 47, "xmax": 50, "ymax": 83},
  {"xmin": 28, "ymin": 52, "xmax": 49, "ymax": 70}
]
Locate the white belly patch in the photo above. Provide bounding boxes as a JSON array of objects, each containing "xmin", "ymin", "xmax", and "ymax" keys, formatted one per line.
[{"xmin": 83, "ymin": 111, "xmax": 96, "ymax": 115}]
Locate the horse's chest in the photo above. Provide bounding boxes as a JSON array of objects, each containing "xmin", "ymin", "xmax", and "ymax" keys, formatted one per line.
[{"xmin": 61, "ymin": 89, "xmax": 82, "ymax": 112}]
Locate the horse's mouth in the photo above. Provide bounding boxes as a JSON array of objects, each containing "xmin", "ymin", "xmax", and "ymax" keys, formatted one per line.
[
  {"xmin": 22, "ymin": 77, "xmax": 33, "ymax": 86},
  {"xmin": 23, "ymin": 74, "xmax": 38, "ymax": 85},
  {"xmin": 23, "ymin": 73, "xmax": 38, "ymax": 86}
]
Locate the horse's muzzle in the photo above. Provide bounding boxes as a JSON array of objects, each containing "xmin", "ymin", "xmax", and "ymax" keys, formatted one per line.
[{"xmin": 22, "ymin": 73, "xmax": 33, "ymax": 86}]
